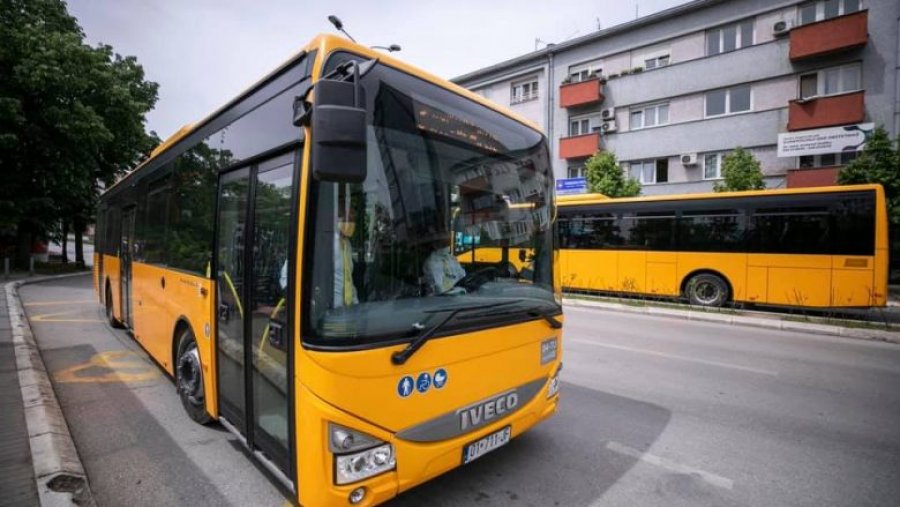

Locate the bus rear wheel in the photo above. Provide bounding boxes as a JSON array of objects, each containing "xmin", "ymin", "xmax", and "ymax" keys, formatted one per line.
[
  {"xmin": 176, "ymin": 328, "xmax": 212, "ymax": 425},
  {"xmin": 685, "ymin": 273, "xmax": 729, "ymax": 307}
]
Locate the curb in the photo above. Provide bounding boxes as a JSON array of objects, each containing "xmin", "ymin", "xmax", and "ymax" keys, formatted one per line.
[
  {"xmin": 564, "ymin": 297, "xmax": 900, "ymax": 345},
  {"xmin": 5, "ymin": 272, "xmax": 95, "ymax": 506}
]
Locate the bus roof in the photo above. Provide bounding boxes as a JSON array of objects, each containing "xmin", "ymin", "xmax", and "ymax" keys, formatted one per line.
[
  {"xmin": 557, "ymin": 184, "xmax": 885, "ymax": 207},
  {"xmin": 106, "ymin": 33, "xmax": 543, "ymax": 195}
]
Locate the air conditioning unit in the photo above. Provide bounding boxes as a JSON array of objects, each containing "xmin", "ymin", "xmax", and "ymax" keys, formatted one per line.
[
  {"xmin": 601, "ymin": 108, "xmax": 615, "ymax": 120},
  {"xmin": 773, "ymin": 20, "xmax": 792, "ymax": 36},
  {"xmin": 681, "ymin": 153, "xmax": 698, "ymax": 166},
  {"xmin": 601, "ymin": 120, "xmax": 618, "ymax": 133}
]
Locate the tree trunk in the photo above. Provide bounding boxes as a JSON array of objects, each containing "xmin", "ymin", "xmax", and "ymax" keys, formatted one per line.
[
  {"xmin": 15, "ymin": 222, "xmax": 32, "ymax": 270},
  {"xmin": 61, "ymin": 220, "xmax": 69, "ymax": 263},
  {"xmin": 74, "ymin": 216, "xmax": 85, "ymax": 268}
]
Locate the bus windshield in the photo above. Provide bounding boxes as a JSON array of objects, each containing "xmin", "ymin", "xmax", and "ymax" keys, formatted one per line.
[{"xmin": 304, "ymin": 59, "xmax": 556, "ymax": 347}]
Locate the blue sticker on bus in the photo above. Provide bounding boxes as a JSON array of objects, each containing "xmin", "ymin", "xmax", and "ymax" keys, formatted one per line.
[
  {"xmin": 397, "ymin": 376, "xmax": 414, "ymax": 398},
  {"xmin": 416, "ymin": 372, "xmax": 432, "ymax": 393},
  {"xmin": 433, "ymin": 368, "xmax": 447, "ymax": 389}
]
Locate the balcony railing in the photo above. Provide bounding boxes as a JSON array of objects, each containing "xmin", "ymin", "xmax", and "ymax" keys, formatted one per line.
[
  {"xmin": 559, "ymin": 78, "xmax": 604, "ymax": 108},
  {"xmin": 559, "ymin": 132, "xmax": 600, "ymax": 159},
  {"xmin": 787, "ymin": 91, "xmax": 865, "ymax": 131},
  {"xmin": 789, "ymin": 10, "xmax": 868, "ymax": 61}
]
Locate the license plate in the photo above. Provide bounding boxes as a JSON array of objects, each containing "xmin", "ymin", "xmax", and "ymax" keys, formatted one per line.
[{"xmin": 462, "ymin": 426, "xmax": 511, "ymax": 464}]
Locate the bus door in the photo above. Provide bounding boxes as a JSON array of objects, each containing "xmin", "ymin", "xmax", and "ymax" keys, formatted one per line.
[
  {"xmin": 214, "ymin": 152, "xmax": 296, "ymax": 488},
  {"xmin": 120, "ymin": 206, "xmax": 136, "ymax": 328}
]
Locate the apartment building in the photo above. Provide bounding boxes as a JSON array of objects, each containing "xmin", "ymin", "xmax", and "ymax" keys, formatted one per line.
[{"xmin": 453, "ymin": 0, "xmax": 899, "ymax": 195}]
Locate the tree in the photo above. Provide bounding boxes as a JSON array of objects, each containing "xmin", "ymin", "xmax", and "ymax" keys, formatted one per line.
[
  {"xmin": 584, "ymin": 151, "xmax": 641, "ymax": 197},
  {"xmin": 713, "ymin": 147, "xmax": 766, "ymax": 192},
  {"xmin": 838, "ymin": 126, "xmax": 900, "ymax": 224},
  {"xmin": 0, "ymin": 0, "xmax": 158, "ymax": 267}
]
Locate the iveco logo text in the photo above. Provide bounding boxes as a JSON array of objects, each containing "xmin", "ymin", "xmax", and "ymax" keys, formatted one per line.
[{"xmin": 459, "ymin": 392, "xmax": 519, "ymax": 431}]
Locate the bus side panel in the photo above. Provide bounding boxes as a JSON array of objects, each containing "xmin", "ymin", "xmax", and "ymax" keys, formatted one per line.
[
  {"xmin": 831, "ymin": 255, "xmax": 877, "ymax": 306},
  {"xmin": 872, "ymin": 247, "xmax": 889, "ymax": 306},
  {"xmin": 103, "ymin": 254, "xmax": 121, "ymax": 321},
  {"xmin": 745, "ymin": 266, "xmax": 767, "ymax": 303},
  {"xmin": 617, "ymin": 251, "xmax": 646, "ymax": 293},
  {"xmin": 93, "ymin": 253, "xmax": 100, "ymax": 299},
  {"xmin": 677, "ymin": 252, "xmax": 747, "ymax": 301},
  {"xmin": 563, "ymin": 249, "xmax": 617, "ymax": 291},
  {"xmin": 646, "ymin": 252, "xmax": 678, "ymax": 296},
  {"xmin": 751, "ymin": 254, "xmax": 831, "ymax": 307}
]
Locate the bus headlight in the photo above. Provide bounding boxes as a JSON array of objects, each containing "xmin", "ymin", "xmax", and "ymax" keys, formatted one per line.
[
  {"xmin": 329, "ymin": 423, "xmax": 396, "ymax": 484},
  {"xmin": 335, "ymin": 443, "xmax": 396, "ymax": 485}
]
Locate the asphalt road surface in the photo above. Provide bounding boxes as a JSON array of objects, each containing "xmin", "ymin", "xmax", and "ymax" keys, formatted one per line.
[{"xmin": 21, "ymin": 275, "xmax": 900, "ymax": 506}]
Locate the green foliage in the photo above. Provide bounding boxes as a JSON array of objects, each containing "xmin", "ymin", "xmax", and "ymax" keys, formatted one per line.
[
  {"xmin": 713, "ymin": 147, "xmax": 766, "ymax": 192},
  {"xmin": 0, "ymin": 0, "xmax": 158, "ymax": 264},
  {"xmin": 584, "ymin": 151, "xmax": 641, "ymax": 197},
  {"xmin": 838, "ymin": 126, "xmax": 900, "ymax": 224}
]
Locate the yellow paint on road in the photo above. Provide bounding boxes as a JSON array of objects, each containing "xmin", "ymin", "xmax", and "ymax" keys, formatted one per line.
[
  {"xmin": 55, "ymin": 350, "xmax": 160, "ymax": 384},
  {"xmin": 30, "ymin": 309, "xmax": 103, "ymax": 323},
  {"xmin": 24, "ymin": 299, "xmax": 95, "ymax": 307}
]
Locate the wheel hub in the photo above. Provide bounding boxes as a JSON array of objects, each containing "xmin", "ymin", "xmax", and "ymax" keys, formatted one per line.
[{"xmin": 177, "ymin": 346, "xmax": 203, "ymax": 406}]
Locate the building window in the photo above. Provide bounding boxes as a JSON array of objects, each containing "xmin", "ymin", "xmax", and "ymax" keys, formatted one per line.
[
  {"xmin": 706, "ymin": 19, "xmax": 754, "ymax": 55},
  {"xmin": 799, "ymin": 63, "xmax": 861, "ymax": 99},
  {"xmin": 568, "ymin": 165, "xmax": 586, "ymax": 178},
  {"xmin": 705, "ymin": 85, "xmax": 752, "ymax": 117},
  {"xmin": 511, "ymin": 79, "xmax": 539, "ymax": 104},
  {"xmin": 630, "ymin": 103, "xmax": 669, "ymax": 130},
  {"xmin": 644, "ymin": 55, "xmax": 670, "ymax": 70},
  {"xmin": 703, "ymin": 153, "xmax": 723, "ymax": 179},
  {"xmin": 799, "ymin": 151, "xmax": 859, "ymax": 168},
  {"xmin": 630, "ymin": 159, "xmax": 669, "ymax": 184},
  {"xmin": 569, "ymin": 116, "xmax": 599, "ymax": 136},
  {"xmin": 799, "ymin": 0, "xmax": 861, "ymax": 25}
]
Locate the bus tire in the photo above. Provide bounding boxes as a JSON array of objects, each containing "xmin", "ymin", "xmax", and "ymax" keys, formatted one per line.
[
  {"xmin": 105, "ymin": 282, "xmax": 123, "ymax": 328},
  {"xmin": 685, "ymin": 273, "xmax": 729, "ymax": 307},
  {"xmin": 176, "ymin": 327, "xmax": 212, "ymax": 425}
]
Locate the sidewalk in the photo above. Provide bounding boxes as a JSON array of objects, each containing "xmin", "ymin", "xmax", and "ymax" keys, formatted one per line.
[
  {"xmin": 1, "ymin": 272, "xmax": 93, "ymax": 506},
  {"xmin": 0, "ymin": 274, "xmax": 39, "ymax": 506}
]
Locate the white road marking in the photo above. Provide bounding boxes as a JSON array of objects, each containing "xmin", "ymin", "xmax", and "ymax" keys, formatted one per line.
[
  {"xmin": 568, "ymin": 338, "xmax": 779, "ymax": 377},
  {"xmin": 603, "ymin": 440, "xmax": 734, "ymax": 490}
]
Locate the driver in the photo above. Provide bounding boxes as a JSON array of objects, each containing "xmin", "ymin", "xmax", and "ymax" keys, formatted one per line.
[{"xmin": 423, "ymin": 236, "xmax": 466, "ymax": 295}]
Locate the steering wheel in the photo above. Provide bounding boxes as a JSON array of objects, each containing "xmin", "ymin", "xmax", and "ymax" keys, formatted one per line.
[{"xmin": 448, "ymin": 266, "xmax": 498, "ymax": 293}]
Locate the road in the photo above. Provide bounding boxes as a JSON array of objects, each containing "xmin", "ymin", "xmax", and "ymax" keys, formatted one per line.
[
  {"xmin": 20, "ymin": 276, "xmax": 900, "ymax": 506},
  {"xmin": 48, "ymin": 236, "xmax": 94, "ymax": 266}
]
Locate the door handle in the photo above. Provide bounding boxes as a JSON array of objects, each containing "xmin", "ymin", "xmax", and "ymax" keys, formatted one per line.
[{"xmin": 160, "ymin": 276, "xmax": 166, "ymax": 289}]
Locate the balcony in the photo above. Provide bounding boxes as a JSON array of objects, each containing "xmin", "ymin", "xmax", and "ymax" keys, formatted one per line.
[
  {"xmin": 787, "ymin": 91, "xmax": 865, "ymax": 131},
  {"xmin": 559, "ymin": 132, "xmax": 600, "ymax": 159},
  {"xmin": 786, "ymin": 167, "xmax": 840, "ymax": 188},
  {"xmin": 789, "ymin": 10, "xmax": 868, "ymax": 61},
  {"xmin": 559, "ymin": 78, "xmax": 604, "ymax": 108}
]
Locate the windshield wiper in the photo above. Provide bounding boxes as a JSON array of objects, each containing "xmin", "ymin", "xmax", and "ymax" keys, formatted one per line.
[
  {"xmin": 391, "ymin": 301, "xmax": 517, "ymax": 365},
  {"xmin": 528, "ymin": 306, "xmax": 563, "ymax": 329}
]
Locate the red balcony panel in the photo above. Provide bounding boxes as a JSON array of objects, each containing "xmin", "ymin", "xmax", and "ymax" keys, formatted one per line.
[
  {"xmin": 787, "ymin": 167, "xmax": 840, "ymax": 188},
  {"xmin": 787, "ymin": 91, "xmax": 865, "ymax": 131},
  {"xmin": 789, "ymin": 10, "xmax": 868, "ymax": 61},
  {"xmin": 559, "ymin": 133, "xmax": 600, "ymax": 159},
  {"xmin": 559, "ymin": 78, "xmax": 604, "ymax": 108}
]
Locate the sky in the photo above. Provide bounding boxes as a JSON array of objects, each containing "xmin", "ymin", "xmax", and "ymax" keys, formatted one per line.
[{"xmin": 68, "ymin": 0, "xmax": 690, "ymax": 139}]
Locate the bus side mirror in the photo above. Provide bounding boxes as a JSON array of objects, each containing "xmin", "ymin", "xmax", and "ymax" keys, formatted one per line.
[{"xmin": 311, "ymin": 79, "xmax": 367, "ymax": 183}]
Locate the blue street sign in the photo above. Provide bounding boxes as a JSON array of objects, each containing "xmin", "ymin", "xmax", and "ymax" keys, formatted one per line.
[
  {"xmin": 416, "ymin": 372, "xmax": 432, "ymax": 393},
  {"xmin": 556, "ymin": 177, "xmax": 587, "ymax": 195},
  {"xmin": 397, "ymin": 376, "xmax": 414, "ymax": 398}
]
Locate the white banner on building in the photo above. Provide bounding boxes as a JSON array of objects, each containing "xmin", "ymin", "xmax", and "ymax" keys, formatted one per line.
[{"xmin": 777, "ymin": 123, "xmax": 874, "ymax": 157}]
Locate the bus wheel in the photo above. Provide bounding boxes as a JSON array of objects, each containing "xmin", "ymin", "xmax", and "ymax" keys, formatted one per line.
[
  {"xmin": 176, "ymin": 328, "xmax": 212, "ymax": 425},
  {"xmin": 686, "ymin": 273, "xmax": 729, "ymax": 307},
  {"xmin": 105, "ymin": 283, "xmax": 123, "ymax": 328}
]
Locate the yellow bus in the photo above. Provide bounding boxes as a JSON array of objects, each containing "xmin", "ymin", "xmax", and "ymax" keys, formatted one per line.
[
  {"xmin": 93, "ymin": 34, "xmax": 562, "ymax": 506},
  {"xmin": 557, "ymin": 184, "xmax": 888, "ymax": 308}
]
